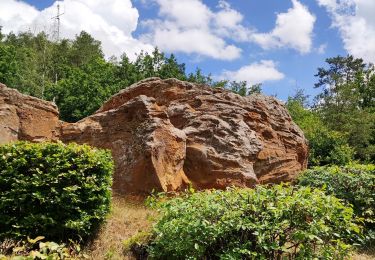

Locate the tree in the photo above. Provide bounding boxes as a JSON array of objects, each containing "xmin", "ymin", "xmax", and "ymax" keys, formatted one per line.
[
  {"xmin": 159, "ymin": 54, "xmax": 186, "ymax": 80},
  {"xmin": 314, "ymin": 55, "xmax": 375, "ymax": 162},
  {"xmin": 229, "ymin": 81, "xmax": 247, "ymax": 96},
  {"xmin": 115, "ymin": 54, "xmax": 139, "ymax": 88},
  {"xmin": 226, "ymin": 81, "xmax": 262, "ymax": 96},
  {"xmin": 286, "ymin": 91, "xmax": 354, "ymax": 166},
  {"xmin": 69, "ymin": 31, "xmax": 103, "ymax": 67},
  {"xmin": 248, "ymin": 83, "xmax": 262, "ymax": 95},
  {"xmin": 0, "ymin": 44, "xmax": 18, "ymax": 86},
  {"xmin": 46, "ymin": 58, "xmax": 118, "ymax": 122},
  {"xmin": 1, "ymin": 32, "xmax": 56, "ymax": 98},
  {"xmin": 132, "ymin": 48, "xmax": 187, "ymax": 81},
  {"xmin": 187, "ymin": 68, "xmax": 213, "ymax": 85}
]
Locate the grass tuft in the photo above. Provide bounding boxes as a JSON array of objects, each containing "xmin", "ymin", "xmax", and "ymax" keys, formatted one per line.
[{"xmin": 84, "ymin": 194, "xmax": 156, "ymax": 260}]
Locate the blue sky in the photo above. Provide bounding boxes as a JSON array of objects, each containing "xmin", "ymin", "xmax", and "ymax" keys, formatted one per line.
[{"xmin": 1, "ymin": 0, "xmax": 374, "ymax": 101}]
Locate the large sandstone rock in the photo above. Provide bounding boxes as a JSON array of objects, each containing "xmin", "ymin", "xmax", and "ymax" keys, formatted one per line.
[
  {"xmin": 0, "ymin": 83, "xmax": 60, "ymax": 145},
  {"xmin": 61, "ymin": 78, "xmax": 308, "ymax": 193},
  {"xmin": 61, "ymin": 95, "xmax": 190, "ymax": 193},
  {"xmin": 0, "ymin": 79, "xmax": 308, "ymax": 194}
]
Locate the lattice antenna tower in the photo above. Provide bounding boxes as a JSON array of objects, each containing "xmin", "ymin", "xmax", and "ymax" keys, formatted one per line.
[{"xmin": 51, "ymin": 2, "xmax": 64, "ymax": 42}]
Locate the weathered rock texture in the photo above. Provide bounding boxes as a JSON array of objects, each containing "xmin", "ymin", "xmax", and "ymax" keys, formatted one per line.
[
  {"xmin": 0, "ymin": 78, "xmax": 308, "ymax": 193},
  {"xmin": 61, "ymin": 95, "xmax": 190, "ymax": 193},
  {"xmin": 0, "ymin": 83, "xmax": 60, "ymax": 145},
  {"xmin": 61, "ymin": 78, "xmax": 308, "ymax": 193}
]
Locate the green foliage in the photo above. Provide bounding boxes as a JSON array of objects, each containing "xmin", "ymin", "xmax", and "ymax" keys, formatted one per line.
[
  {"xmin": 146, "ymin": 185, "xmax": 359, "ymax": 259},
  {"xmin": 123, "ymin": 231, "xmax": 151, "ymax": 251},
  {"xmin": 286, "ymin": 97, "xmax": 354, "ymax": 166},
  {"xmin": 298, "ymin": 164, "xmax": 375, "ymax": 245},
  {"xmin": 187, "ymin": 68, "xmax": 213, "ymax": 85},
  {"xmin": 2, "ymin": 31, "xmax": 374, "ymax": 166},
  {"xmin": 2, "ymin": 32, "xmax": 60, "ymax": 99},
  {"xmin": 0, "ymin": 44, "xmax": 18, "ymax": 87},
  {"xmin": 228, "ymin": 80, "xmax": 248, "ymax": 96},
  {"xmin": 45, "ymin": 58, "xmax": 120, "ymax": 122},
  {"xmin": 133, "ymin": 48, "xmax": 187, "ymax": 81},
  {"xmin": 0, "ymin": 142, "xmax": 113, "ymax": 241},
  {"xmin": 0, "ymin": 30, "xmax": 266, "ymax": 122},
  {"xmin": 123, "ymin": 231, "xmax": 151, "ymax": 259},
  {"xmin": 213, "ymin": 80, "xmax": 263, "ymax": 96},
  {"xmin": 68, "ymin": 31, "xmax": 103, "ymax": 67},
  {"xmin": 0, "ymin": 236, "xmax": 84, "ymax": 259},
  {"xmin": 287, "ymin": 56, "xmax": 375, "ymax": 166},
  {"xmin": 314, "ymin": 55, "xmax": 375, "ymax": 163},
  {"xmin": 0, "ymin": 31, "xmax": 215, "ymax": 122}
]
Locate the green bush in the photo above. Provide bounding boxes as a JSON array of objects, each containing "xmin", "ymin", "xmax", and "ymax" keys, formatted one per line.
[
  {"xmin": 146, "ymin": 185, "xmax": 359, "ymax": 259},
  {"xmin": 0, "ymin": 141, "xmax": 113, "ymax": 241},
  {"xmin": 286, "ymin": 99, "xmax": 354, "ymax": 166},
  {"xmin": 298, "ymin": 164, "xmax": 375, "ymax": 245},
  {"xmin": 308, "ymin": 129, "xmax": 354, "ymax": 166}
]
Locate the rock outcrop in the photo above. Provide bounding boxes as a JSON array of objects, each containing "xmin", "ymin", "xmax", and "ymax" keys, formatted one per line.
[
  {"xmin": 61, "ymin": 95, "xmax": 190, "ymax": 193},
  {"xmin": 0, "ymin": 83, "xmax": 60, "ymax": 145},
  {"xmin": 0, "ymin": 79, "xmax": 308, "ymax": 193},
  {"xmin": 61, "ymin": 78, "xmax": 308, "ymax": 193}
]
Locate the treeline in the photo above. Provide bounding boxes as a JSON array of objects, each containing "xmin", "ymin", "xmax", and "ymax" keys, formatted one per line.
[
  {"xmin": 0, "ymin": 29, "xmax": 374, "ymax": 165},
  {"xmin": 0, "ymin": 30, "xmax": 212, "ymax": 122},
  {"xmin": 286, "ymin": 56, "xmax": 375, "ymax": 165},
  {"xmin": 0, "ymin": 29, "xmax": 255, "ymax": 122}
]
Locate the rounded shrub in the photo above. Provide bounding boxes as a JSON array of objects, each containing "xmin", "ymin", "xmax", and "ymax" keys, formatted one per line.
[
  {"xmin": 0, "ymin": 141, "xmax": 113, "ymax": 241},
  {"xmin": 146, "ymin": 185, "xmax": 360, "ymax": 259},
  {"xmin": 298, "ymin": 164, "xmax": 375, "ymax": 245}
]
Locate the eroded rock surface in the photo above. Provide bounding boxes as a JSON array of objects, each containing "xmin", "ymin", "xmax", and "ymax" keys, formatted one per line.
[
  {"xmin": 0, "ymin": 78, "xmax": 308, "ymax": 193},
  {"xmin": 0, "ymin": 83, "xmax": 60, "ymax": 145},
  {"xmin": 61, "ymin": 95, "xmax": 189, "ymax": 193},
  {"xmin": 62, "ymin": 78, "xmax": 308, "ymax": 193}
]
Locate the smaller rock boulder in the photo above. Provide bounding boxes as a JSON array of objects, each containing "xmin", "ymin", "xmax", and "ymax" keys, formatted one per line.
[{"xmin": 0, "ymin": 83, "xmax": 60, "ymax": 145}]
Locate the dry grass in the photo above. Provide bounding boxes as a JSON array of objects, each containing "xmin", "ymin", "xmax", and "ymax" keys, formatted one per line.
[
  {"xmin": 352, "ymin": 248, "xmax": 375, "ymax": 260},
  {"xmin": 84, "ymin": 194, "xmax": 156, "ymax": 260}
]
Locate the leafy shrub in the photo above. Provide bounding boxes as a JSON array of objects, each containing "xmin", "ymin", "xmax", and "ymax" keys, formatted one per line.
[
  {"xmin": 123, "ymin": 231, "xmax": 151, "ymax": 259},
  {"xmin": 146, "ymin": 185, "xmax": 359, "ymax": 259},
  {"xmin": 308, "ymin": 129, "xmax": 354, "ymax": 166},
  {"xmin": 0, "ymin": 142, "xmax": 113, "ymax": 241},
  {"xmin": 298, "ymin": 164, "xmax": 375, "ymax": 245},
  {"xmin": 0, "ymin": 236, "xmax": 84, "ymax": 259}
]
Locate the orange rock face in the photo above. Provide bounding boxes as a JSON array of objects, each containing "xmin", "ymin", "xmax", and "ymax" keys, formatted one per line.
[
  {"xmin": 61, "ymin": 95, "xmax": 190, "ymax": 193},
  {"xmin": 0, "ymin": 78, "xmax": 308, "ymax": 194},
  {"xmin": 61, "ymin": 78, "xmax": 308, "ymax": 193},
  {"xmin": 0, "ymin": 83, "xmax": 60, "ymax": 145}
]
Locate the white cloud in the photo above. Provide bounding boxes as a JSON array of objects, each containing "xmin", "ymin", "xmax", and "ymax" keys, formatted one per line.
[
  {"xmin": 145, "ymin": 25, "xmax": 241, "ymax": 60},
  {"xmin": 157, "ymin": 0, "xmax": 212, "ymax": 29},
  {"xmin": 141, "ymin": 0, "xmax": 244, "ymax": 60},
  {"xmin": 0, "ymin": 0, "xmax": 153, "ymax": 60},
  {"xmin": 252, "ymin": 0, "xmax": 316, "ymax": 54},
  {"xmin": 0, "ymin": 0, "xmax": 319, "ymax": 61},
  {"xmin": 317, "ymin": 0, "xmax": 375, "ymax": 63},
  {"xmin": 0, "ymin": 0, "xmax": 39, "ymax": 33},
  {"xmin": 220, "ymin": 60, "xmax": 285, "ymax": 85},
  {"xmin": 213, "ymin": 0, "xmax": 254, "ymax": 42},
  {"xmin": 316, "ymin": 43, "xmax": 327, "ymax": 54},
  {"xmin": 141, "ymin": 0, "xmax": 316, "ymax": 58}
]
